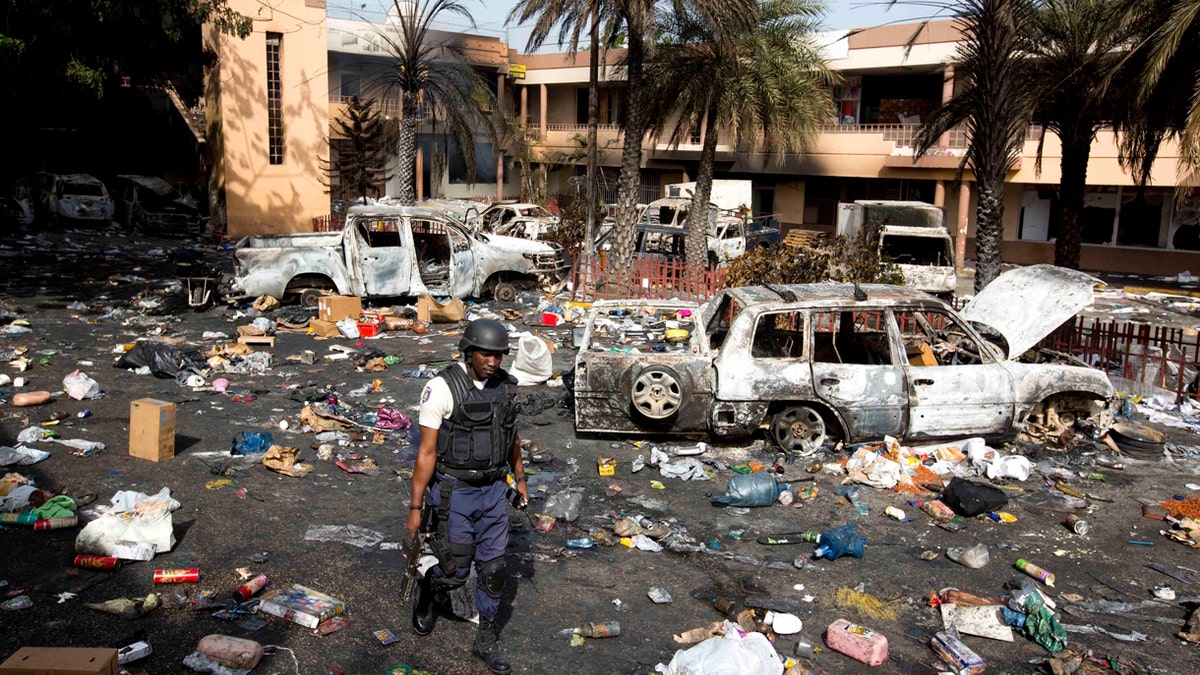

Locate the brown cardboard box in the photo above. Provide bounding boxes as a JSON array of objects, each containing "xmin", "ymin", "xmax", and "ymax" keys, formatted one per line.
[
  {"xmin": 0, "ymin": 647, "xmax": 118, "ymax": 675},
  {"xmin": 317, "ymin": 295, "xmax": 362, "ymax": 323},
  {"xmin": 129, "ymin": 399, "xmax": 176, "ymax": 462}
]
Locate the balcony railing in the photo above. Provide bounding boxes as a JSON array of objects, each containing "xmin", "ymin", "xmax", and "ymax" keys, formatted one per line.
[
  {"xmin": 817, "ymin": 122, "xmax": 1044, "ymax": 150},
  {"xmin": 546, "ymin": 123, "xmax": 622, "ymax": 133}
]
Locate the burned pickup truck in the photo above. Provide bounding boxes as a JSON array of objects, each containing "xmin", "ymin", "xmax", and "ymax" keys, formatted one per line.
[
  {"xmin": 573, "ymin": 265, "xmax": 1116, "ymax": 454},
  {"xmin": 232, "ymin": 204, "xmax": 570, "ymax": 303}
]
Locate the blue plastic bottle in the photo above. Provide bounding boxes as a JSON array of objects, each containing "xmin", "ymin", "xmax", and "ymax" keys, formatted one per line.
[{"xmin": 813, "ymin": 523, "xmax": 866, "ymax": 560}]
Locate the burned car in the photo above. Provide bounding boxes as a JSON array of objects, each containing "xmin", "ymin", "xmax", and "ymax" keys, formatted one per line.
[
  {"xmin": 114, "ymin": 175, "xmax": 206, "ymax": 236},
  {"xmin": 476, "ymin": 202, "xmax": 560, "ymax": 240},
  {"xmin": 573, "ymin": 265, "xmax": 1116, "ymax": 454},
  {"xmin": 38, "ymin": 173, "xmax": 115, "ymax": 226}
]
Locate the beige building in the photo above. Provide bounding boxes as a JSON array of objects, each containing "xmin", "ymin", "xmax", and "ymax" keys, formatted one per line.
[
  {"xmin": 208, "ymin": 2, "xmax": 1198, "ymax": 275},
  {"xmin": 205, "ymin": 0, "xmax": 330, "ymax": 236}
]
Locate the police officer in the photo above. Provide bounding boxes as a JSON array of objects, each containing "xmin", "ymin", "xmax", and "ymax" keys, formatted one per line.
[{"xmin": 407, "ymin": 318, "xmax": 529, "ymax": 674}]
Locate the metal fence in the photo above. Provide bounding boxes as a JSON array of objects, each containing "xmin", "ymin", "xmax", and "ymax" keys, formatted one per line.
[
  {"xmin": 570, "ymin": 255, "xmax": 727, "ymax": 303},
  {"xmin": 314, "ymin": 215, "xmax": 346, "ymax": 231},
  {"xmin": 1039, "ymin": 316, "xmax": 1199, "ymax": 402}
]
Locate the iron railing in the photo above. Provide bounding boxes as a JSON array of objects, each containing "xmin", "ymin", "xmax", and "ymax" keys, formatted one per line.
[{"xmin": 571, "ymin": 255, "xmax": 727, "ymax": 303}]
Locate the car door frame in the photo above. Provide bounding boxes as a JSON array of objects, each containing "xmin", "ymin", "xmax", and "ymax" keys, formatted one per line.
[{"xmin": 353, "ymin": 216, "xmax": 416, "ymax": 296}]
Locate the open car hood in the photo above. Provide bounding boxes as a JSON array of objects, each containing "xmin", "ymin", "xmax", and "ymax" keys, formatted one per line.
[{"xmin": 959, "ymin": 264, "xmax": 1102, "ymax": 359}]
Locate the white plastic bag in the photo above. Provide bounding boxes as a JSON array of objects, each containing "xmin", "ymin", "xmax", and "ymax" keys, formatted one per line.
[
  {"xmin": 63, "ymin": 370, "xmax": 102, "ymax": 400},
  {"xmin": 510, "ymin": 335, "xmax": 553, "ymax": 386},
  {"xmin": 76, "ymin": 487, "xmax": 178, "ymax": 556},
  {"xmin": 663, "ymin": 629, "xmax": 784, "ymax": 675},
  {"xmin": 336, "ymin": 318, "xmax": 360, "ymax": 339},
  {"xmin": 543, "ymin": 489, "xmax": 583, "ymax": 522}
]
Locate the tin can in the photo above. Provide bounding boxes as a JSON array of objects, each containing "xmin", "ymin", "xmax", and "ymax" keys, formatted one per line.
[
  {"xmin": 33, "ymin": 516, "xmax": 78, "ymax": 531},
  {"xmin": 74, "ymin": 555, "xmax": 121, "ymax": 570},
  {"xmin": 1014, "ymin": 558, "xmax": 1055, "ymax": 587},
  {"xmin": 0, "ymin": 512, "xmax": 39, "ymax": 526},
  {"xmin": 154, "ymin": 568, "xmax": 200, "ymax": 584},
  {"xmin": 1065, "ymin": 514, "xmax": 1088, "ymax": 535},
  {"xmin": 234, "ymin": 574, "xmax": 270, "ymax": 601},
  {"xmin": 577, "ymin": 621, "xmax": 620, "ymax": 638}
]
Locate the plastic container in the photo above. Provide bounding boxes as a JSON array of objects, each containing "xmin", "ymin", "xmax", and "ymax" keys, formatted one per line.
[
  {"xmin": 234, "ymin": 574, "xmax": 270, "ymax": 601},
  {"xmin": 0, "ymin": 513, "xmax": 38, "ymax": 526},
  {"xmin": 917, "ymin": 499, "xmax": 956, "ymax": 521},
  {"xmin": 575, "ymin": 621, "xmax": 620, "ymax": 638},
  {"xmin": 33, "ymin": 516, "xmax": 77, "ymax": 531},
  {"xmin": 74, "ymin": 555, "xmax": 121, "ymax": 570},
  {"xmin": 196, "ymin": 635, "xmax": 264, "ymax": 670},
  {"xmin": 1014, "ymin": 558, "xmax": 1055, "ymax": 587},
  {"xmin": 813, "ymin": 523, "xmax": 865, "ymax": 560},
  {"xmin": 717, "ymin": 472, "xmax": 781, "ymax": 507},
  {"xmin": 884, "ymin": 506, "xmax": 906, "ymax": 521},
  {"xmin": 155, "ymin": 568, "xmax": 200, "ymax": 583},
  {"xmin": 825, "ymin": 619, "xmax": 888, "ymax": 666}
]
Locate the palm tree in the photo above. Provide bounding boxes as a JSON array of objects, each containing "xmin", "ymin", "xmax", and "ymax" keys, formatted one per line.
[
  {"xmin": 370, "ymin": 0, "xmax": 496, "ymax": 204},
  {"xmin": 605, "ymin": 0, "xmax": 758, "ymax": 274},
  {"xmin": 910, "ymin": 0, "xmax": 1040, "ymax": 291},
  {"xmin": 1111, "ymin": 0, "xmax": 1200, "ymax": 196},
  {"xmin": 646, "ymin": 0, "xmax": 836, "ymax": 266},
  {"xmin": 509, "ymin": 0, "xmax": 620, "ymax": 255},
  {"xmin": 1025, "ymin": 0, "xmax": 1132, "ymax": 269}
]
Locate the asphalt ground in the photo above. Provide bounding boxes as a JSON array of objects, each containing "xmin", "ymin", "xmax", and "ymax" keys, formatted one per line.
[{"xmin": 1, "ymin": 229, "xmax": 1199, "ymax": 675}]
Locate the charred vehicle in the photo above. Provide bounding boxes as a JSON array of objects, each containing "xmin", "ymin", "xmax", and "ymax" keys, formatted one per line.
[
  {"xmin": 232, "ymin": 204, "xmax": 570, "ymax": 304},
  {"xmin": 638, "ymin": 197, "xmax": 779, "ymax": 265},
  {"xmin": 837, "ymin": 201, "xmax": 957, "ymax": 299},
  {"xmin": 476, "ymin": 202, "xmax": 560, "ymax": 240},
  {"xmin": 573, "ymin": 265, "xmax": 1115, "ymax": 454},
  {"xmin": 114, "ymin": 175, "xmax": 206, "ymax": 236},
  {"xmin": 38, "ymin": 174, "xmax": 115, "ymax": 226}
]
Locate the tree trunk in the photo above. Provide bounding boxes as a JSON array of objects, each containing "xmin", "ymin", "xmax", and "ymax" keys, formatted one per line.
[
  {"xmin": 584, "ymin": 8, "xmax": 600, "ymax": 257},
  {"xmin": 396, "ymin": 91, "xmax": 418, "ymax": 205},
  {"xmin": 612, "ymin": 29, "xmax": 645, "ymax": 275},
  {"xmin": 686, "ymin": 102, "xmax": 719, "ymax": 267},
  {"xmin": 973, "ymin": 181, "xmax": 1005, "ymax": 292},
  {"xmin": 1054, "ymin": 129, "xmax": 1091, "ymax": 269}
]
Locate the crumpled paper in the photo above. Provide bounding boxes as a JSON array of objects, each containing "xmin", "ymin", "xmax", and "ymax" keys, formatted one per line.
[
  {"xmin": 83, "ymin": 593, "xmax": 160, "ymax": 620},
  {"xmin": 845, "ymin": 447, "xmax": 902, "ymax": 489},
  {"xmin": 262, "ymin": 445, "xmax": 313, "ymax": 477}
]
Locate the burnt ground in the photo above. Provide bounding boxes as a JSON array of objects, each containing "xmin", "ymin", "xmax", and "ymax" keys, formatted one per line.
[{"xmin": 1, "ymin": 228, "xmax": 1199, "ymax": 675}]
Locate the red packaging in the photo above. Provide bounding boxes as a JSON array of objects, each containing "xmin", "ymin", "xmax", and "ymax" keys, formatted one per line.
[
  {"xmin": 234, "ymin": 574, "xmax": 270, "ymax": 601},
  {"xmin": 825, "ymin": 618, "xmax": 889, "ymax": 666},
  {"xmin": 33, "ymin": 516, "xmax": 78, "ymax": 531},
  {"xmin": 154, "ymin": 568, "xmax": 200, "ymax": 583},
  {"xmin": 74, "ymin": 555, "xmax": 122, "ymax": 570},
  {"xmin": 356, "ymin": 319, "xmax": 385, "ymax": 337}
]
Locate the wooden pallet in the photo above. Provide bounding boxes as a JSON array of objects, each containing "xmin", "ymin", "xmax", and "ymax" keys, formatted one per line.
[{"xmin": 782, "ymin": 229, "xmax": 829, "ymax": 249}]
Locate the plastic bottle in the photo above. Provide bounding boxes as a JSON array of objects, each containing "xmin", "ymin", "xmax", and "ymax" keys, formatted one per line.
[
  {"xmin": 574, "ymin": 621, "xmax": 620, "ymax": 638},
  {"xmin": 812, "ymin": 523, "xmax": 865, "ymax": 560},
  {"xmin": 195, "ymin": 635, "xmax": 264, "ymax": 670}
]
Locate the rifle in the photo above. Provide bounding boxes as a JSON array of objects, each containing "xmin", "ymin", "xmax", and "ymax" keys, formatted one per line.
[{"xmin": 400, "ymin": 531, "xmax": 424, "ymax": 602}]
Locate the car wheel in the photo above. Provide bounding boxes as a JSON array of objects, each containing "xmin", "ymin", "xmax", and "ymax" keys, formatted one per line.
[
  {"xmin": 299, "ymin": 288, "xmax": 327, "ymax": 308},
  {"xmin": 493, "ymin": 281, "xmax": 518, "ymax": 303},
  {"xmin": 771, "ymin": 405, "xmax": 826, "ymax": 456},
  {"xmin": 630, "ymin": 365, "xmax": 684, "ymax": 420}
]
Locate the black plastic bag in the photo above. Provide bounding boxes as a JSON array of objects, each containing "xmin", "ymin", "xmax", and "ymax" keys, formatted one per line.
[
  {"xmin": 115, "ymin": 341, "xmax": 207, "ymax": 379},
  {"xmin": 942, "ymin": 477, "xmax": 1009, "ymax": 517}
]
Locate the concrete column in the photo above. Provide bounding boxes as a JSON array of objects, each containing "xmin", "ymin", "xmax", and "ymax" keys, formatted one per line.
[
  {"xmin": 497, "ymin": 153, "xmax": 504, "ymax": 200},
  {"xmin": 496, "ymin": 74, "xmax": 506, "ymax": 114},
  {"xmin": 416, "ymin": 146, "xmax": 424, "ymax": 202},
  {"xmin": 540, "ymin": 84, "xmax": 547, "ymax": 138},
  {"xmin": 934, "ymin": 180, "xmax": 946, "ymax": 207},
  {"xmin": 520, "ymin": 86, "xmax": 528, "ymax": 128},
  {"xmin": 939, "ymin": 66, "xmax": 954, "ymax": 148},
  {"xmin": 956, "ymin": 182, "xmax": 970, "ymax": 268}
]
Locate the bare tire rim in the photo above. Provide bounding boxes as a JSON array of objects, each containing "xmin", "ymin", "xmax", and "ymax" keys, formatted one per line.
[
  {"xmin": 632, "ymin": 368, "xmax": 683, "ymax": 419},
  {"xmin": 772, "ymin": 406, "xmax": 826, "ymax": 456},
  {"xmin": 494, "ymin": 283, "xmax": 517, "ymax": 302}
]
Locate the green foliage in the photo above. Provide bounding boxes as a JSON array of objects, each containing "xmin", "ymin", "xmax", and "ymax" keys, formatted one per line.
[
  {"xmin": 541, "ymin": 195, "xmax": 592, "ymax": 257},
  {"xmin": 326, "ymin": 97, "xmax": 398, "ymax": 204},
  {"xmin": 723, "ymin": 228, "xmax": 904, "ymax": 288}
]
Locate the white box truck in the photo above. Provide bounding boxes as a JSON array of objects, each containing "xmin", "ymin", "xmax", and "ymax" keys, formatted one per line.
[{"xmin": 837, "ymin": 200, "xmax": 957, "ymax": 299}]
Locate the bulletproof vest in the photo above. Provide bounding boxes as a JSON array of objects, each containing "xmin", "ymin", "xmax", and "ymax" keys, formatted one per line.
[{"xmin": 435, "ymin": 364, "xmax": 517, "ymax": 483}]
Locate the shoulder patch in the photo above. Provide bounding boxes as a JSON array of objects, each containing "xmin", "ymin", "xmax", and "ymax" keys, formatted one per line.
[{"xmin": 421, "ymin": 384, "xmax": 432, "ymax": 403}]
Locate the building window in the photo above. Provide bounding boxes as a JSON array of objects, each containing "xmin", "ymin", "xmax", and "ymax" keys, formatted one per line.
[
  {"xmin": 340, "ymin": 74, "xmax": 360, "ymax": 98},
  {"xmin": 266, "ymin": 33, "xmax": 284, "ymax": 165}
]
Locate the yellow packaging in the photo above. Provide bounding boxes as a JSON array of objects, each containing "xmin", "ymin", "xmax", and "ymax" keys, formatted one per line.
[{"xmin": 598, "ymin": 457, "xmax": 616, "ymax": 476}]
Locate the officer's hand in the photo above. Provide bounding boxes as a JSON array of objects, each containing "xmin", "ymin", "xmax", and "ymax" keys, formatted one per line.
[
  {"xmin": 516, "ymin": 483, "xmax": 530, "ymax": 509},
  {"xmin": 406, "ymin": 507, "xmax": 422, "ymax": 541}
]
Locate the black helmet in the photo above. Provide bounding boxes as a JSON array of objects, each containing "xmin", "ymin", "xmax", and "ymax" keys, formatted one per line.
[{"xmin": 459, "ymin": 318, "xmax": 510, "ymax": 354}]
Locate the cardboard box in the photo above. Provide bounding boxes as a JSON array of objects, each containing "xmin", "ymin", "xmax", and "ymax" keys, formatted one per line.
[
  {"xmin": 598, "ymin": 457, "xmax": 616, "ymax": 477},
  {"xmin": 317, "ymin": 295, "xmax": 362, "ymax": 323},
  {"xmin": 0, "ymin": 647, "xmax": 118, "ymax": 675},
  {"xmin": 259, "ymin": 584, "xmax": 345, "ymax": 629},
  {"xmin": 129, "ymin": 399, "xmax": 176, "ymax": 462}
]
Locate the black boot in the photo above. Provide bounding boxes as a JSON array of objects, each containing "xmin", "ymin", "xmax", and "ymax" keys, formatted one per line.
[
  {"xmin": 471, "ymin": 615, "xmax": 512, "ymax": 674},
  {"xmin": 411, "ymin": 572, "xmax": 436, "ymax": 636}
]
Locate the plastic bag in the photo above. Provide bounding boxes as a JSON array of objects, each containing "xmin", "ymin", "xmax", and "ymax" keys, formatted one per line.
[
  {"xmin": 942, "ymin": 477, "xmax": 1008, "ymax": 517},
  {"xmin": 543, "ymin": 489, "xmax": 583, "ymax": 522},
  {"xmin": 336, "ymin": 318, "xmax": 360, "ymax": 339},
  {"xmin": 63, "ymin": 370, "xmax": 102, "ymax": 400},
  {"xmin": 510, "ymin": 335, "xmax": 553, "ymax": 386},
  {"xmin": 75, "ymin": 487, "xmax": 177, "ymax": 556},
  {"xmin": 232, "ymin": 432, "xmax": 274, "ymax": 455},
  {"xmin": 1021, "ymin": 593, "xmax": 1068, "ymax": 652},
  {"xmin": 713, "ymin": 472, "xmax": 779, "ymax": 507},
  {"xmin": 663, "ymin": 629, "xmax": 784, "ymax": 675},
  {"xmin": 115, "ymin": 341, "xmax": 207, "ymax": 379}
]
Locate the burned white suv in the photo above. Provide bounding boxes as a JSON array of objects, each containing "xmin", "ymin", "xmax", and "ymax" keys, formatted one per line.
[{"xmin": 572, "ymin": 265, "xmax": 1116, "ymax": 454}]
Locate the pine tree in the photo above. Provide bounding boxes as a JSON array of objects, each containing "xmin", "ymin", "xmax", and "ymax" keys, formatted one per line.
[{"xmin": 329, "ymin": 96, "xmax": 396, "ymax": 204}]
